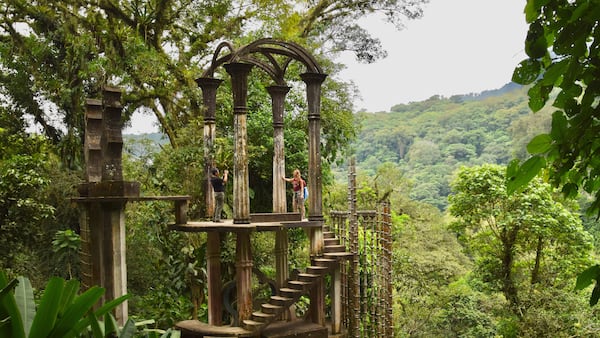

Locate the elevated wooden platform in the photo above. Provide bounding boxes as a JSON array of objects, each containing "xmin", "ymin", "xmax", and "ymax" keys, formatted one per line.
[
  {"xmin": 176, "ymin": 319, "xmax": 328, "ymax": 338},
  {"xmin": 176, "ymin": 320, "xmax": 253, "ymax": 337}
]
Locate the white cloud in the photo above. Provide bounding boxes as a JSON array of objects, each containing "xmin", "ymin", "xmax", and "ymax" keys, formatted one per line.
[{"xmin": 338, "ymin": 0, "xmax": 529, "ymax": 112}]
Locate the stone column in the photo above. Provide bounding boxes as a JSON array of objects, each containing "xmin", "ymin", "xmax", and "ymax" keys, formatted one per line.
[
  {"xmin": 81, "ymin": 99, "xmax": 103, "ymax": 291},
  {"xmin": 100, "ymin": 87, "xmax": 129, "ymax": 324},
  {"xmin": 267, "ymin": 85, "xmax": 290, "ymax": 214},
  {"xmin": 267, "ymin": 85, "xmax": 291, "ymax": 295},
  {"xmin": 300, "ymin": 72, "xmax": 327, "ymax": 326},
  {"xmin": 79, "ymin": 87, "xmax": 139, "ymax": 325},
  {"xmin": 224, "ymin": 63, "xmax": 252, "ymax": 224},
  {"xmin": 300, "ymin": 72, "xmax": 327, "ymax": 223},
  {"xmin": 196, "ymin": 78, "xmax": 224, "ymax": 325},
  {"xmin": 195, "ymin": 77, "xmax": 223, "ymax": 220},
  {"xmin": 224, "ymin": 62, "xmax": 254, "ymax": 323}
]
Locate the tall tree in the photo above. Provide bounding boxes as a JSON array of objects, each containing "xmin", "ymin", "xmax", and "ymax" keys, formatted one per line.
[
  {"xmin": 0, "ymin": 0, "xmax": 428, "ymax": 168},
  {"xmin": 449, "ymin": 164, "xmax": 592, "ymax": 315},
  {"xmin": 506, "ymin": 0, "xmax": 600, "ymax": 306}
]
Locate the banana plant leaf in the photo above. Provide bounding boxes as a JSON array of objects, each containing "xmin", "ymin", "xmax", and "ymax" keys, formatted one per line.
[
  {"xmin": 0, "ymin": 272, "xmax": 25, "ymax": 338},
  {"xmin": 15, "ymin": 276, "xmax": 34, "ymax": 337},
  {"xmin": 28, "ymin": 277, "xmax": 65, "ymax": 338}
]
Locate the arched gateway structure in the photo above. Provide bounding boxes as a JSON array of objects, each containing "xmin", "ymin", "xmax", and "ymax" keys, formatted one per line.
[
  {"xmin": 197, "ymin": 38, "xmax": 326, "ymax": 225},
  {"xmin": 174, "ymin": 39, "xmax": 346, "ymax": 337}
]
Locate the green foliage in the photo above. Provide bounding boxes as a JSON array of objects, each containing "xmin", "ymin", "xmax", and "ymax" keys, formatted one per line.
[
  {"xmin": 449, "ymin": 164, "xmax": 593, "ymax": 316},
  {"xmin": 125, "ymin": 200, "xmax": 197, "ymax": 328},
  {"xmin": 0, "ymin": 120, "xmax": 82, "ymax": 285},
  {"xmin": 510, "ymin": 0, "xmax": 600, "ymax": 216},
  {"xmin": 353, "ymin": 85, "xmax": 538, "ymax": 210},
  {"xmin": 391, "ymin": 210, "xmax": 472, "ymax": 337},
  {"xmin": 436, "ymin": 280, "xmax": 499, "ymax": 337},
  {"xmin": 52, "ymin": 230, "xmax": 81, "ymax": 280},
  {"xmin": 575, "ymin": 265, "xmax": 600, "ymax": 306},
  {"xmin": 509, "ymin": 0, "xmax": 600, "ymax": 310},
  {"xmin": 0, "ymin": 270, "xmax": 130, "ymax": 338}
]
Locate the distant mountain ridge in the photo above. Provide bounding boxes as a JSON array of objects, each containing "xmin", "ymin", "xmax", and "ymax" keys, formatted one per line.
[
  {"xmin": 354, "ymin": 82, "xmax": 549, "ymax": 210},
  {"xmin": 451, "ymin": 82, "xmax": 523, "ymax": 102}
]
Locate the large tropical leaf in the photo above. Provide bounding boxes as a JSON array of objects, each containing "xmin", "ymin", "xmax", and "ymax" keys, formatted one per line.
[
  {"xmin": 87, "ymin": 311, "xmax": 104, "ymax": 338},
  {"xmin": 58, "ymin": 279, "xmax": 80, "ymax": 316},
  {"xmin": 67, "ymin": 293, "xmax": 130, "ymax": 338},
  {"xmin": 14, "ymin": 276, "xmax": 35, "ymax": 337},
  {"xmin": 0, "ymin": 272, "xmax": 25, "ymax": 338},
  {"xmin": 28, "ymin": 277, "xmax": 64, "ymax": 338},
  {"xmin": 103, "ymin": 311, "xmax": 119, "ymax": 336},
  {"xmin": 120, "ymin": 319, "xmax": 137, "ymax": 338},
  {"xmin": 48, "ymin": 286, "xmax": 104, "ymax": 338}
]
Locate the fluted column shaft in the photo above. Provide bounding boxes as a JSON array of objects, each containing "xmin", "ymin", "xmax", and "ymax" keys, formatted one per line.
[
  {"xmin": 196, "ymin": 77, "xmax": 224, "ymax": 325},
  {"xmin": 224, "ymin": 62, "xmax": 254, "ymax": 324},
  {"xmin": 267, "ymin": 85, "xmax": 292, "ymax": 303},
  {"xmin": 267, "ymin": 85, "xmax": 290, "ymax": 214},
  {"xmin": 196, "ymin": 77, "xmax": 222, "ymax": 219},
  {"xmin": 301, "ymin": 72, "xmax": 327, "ymax": 222},
  {"xmin": 224, "ymin": 63, "xmax": 253, "ymax": 224},
  {"xmin": 301, "ymin": 72, "xmax": 327, "ymax": 326}
]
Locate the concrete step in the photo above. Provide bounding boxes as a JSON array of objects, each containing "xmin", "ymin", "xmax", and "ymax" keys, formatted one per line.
[
  {"xmin": 279, "ymin": 287, "xmax": 303, "ymax": 298},
  {"xmin": 270, "ymin": 295, "xmax": 293, "ymax": 306},
  {"xmin": 242, "ymin": 319, "xmax": 265, "ymax": 331},
  {"xmin": 324, "ymin": 237, "xmax": 340, "ymax": 246},
  {"xmin": 288, "ymin": 280, "xmax": 311, "ymax": 290},
  {"xmin": 323, "ymin": 231, "xmax": 335, "ymax": 238},
  {"xmin": 323, "ymin": 252, "xmax": 354, "ymax": 259},
  {"xmin": 312, "ymin": 257, "xmax": 337, "ymax": 267},
  {"xmin": 297, "ymin": 272, "xmax": 319, "ymax": 282},
  {"xmin": 252, "ymin": 311, "xmax": 275, "ymax": 323},
  {"xmin": 261, "ymin": 303, "xmax": 283, "ymax": 315},
  {"xmin": 306, "ymin": 265, "xmax": 329, "ymax": 275},
  {"xmin": 324, "ymin": 244, "xmax": 346, "ymax": 253}
]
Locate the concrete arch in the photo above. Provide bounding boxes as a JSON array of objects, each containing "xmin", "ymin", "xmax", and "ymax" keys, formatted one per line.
[{"xmin": 202, "ymin": 38, "xmax": 324, "ymax": 84}]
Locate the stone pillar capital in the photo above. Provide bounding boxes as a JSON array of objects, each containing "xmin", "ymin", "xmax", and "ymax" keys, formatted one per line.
[
  {"xmin": 266, "ymin": 85, "xmax": 291, "ymax": 127},
  {"xmin": 196, "ymin": 77, "xmax": 223, "ymax": 122},
  {"xmin": 300, "ymin": 72, "xmax": 327, "ymax": 85},
  {"xmin": 224, "ymin": 62, "xmax": 253, "ymax": 77},
  {"xmin": 225, "ymin": 63, "xmax": 253, "ymax": 116}
]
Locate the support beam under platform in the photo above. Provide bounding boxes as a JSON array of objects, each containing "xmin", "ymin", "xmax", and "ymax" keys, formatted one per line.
[{"xmin": 169, "ymin": 219, "xmax": 323, "ymax": 233}]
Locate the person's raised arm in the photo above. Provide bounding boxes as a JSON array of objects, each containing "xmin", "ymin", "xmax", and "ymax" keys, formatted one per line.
[{"xmin": 223, "ymin": 170, "xmax": 229, "ymax": 183}]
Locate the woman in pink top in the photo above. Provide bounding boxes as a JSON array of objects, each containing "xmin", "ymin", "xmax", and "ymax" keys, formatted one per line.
[{"xmin": 283, "ymin": 169, "xmax": 306, "ymax": 220}]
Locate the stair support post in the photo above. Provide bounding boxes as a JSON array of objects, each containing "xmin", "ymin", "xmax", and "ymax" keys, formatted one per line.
[
  {"xmin": 236, "ymin": 230, "xmax": 253, "ymax": 323},
  {"xmin": 331, "ymin": 264, "xmax": 342, "ymax": 334},
  {"xmin": 206, "ymin": 231, "xmax": 222, "ymax": 325}
]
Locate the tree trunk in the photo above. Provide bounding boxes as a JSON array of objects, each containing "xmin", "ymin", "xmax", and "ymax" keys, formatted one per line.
[
  {"xmin": 501, "ymin": 229, "xmax": 520, "ymax": 316},
  {"xmin": 531, "ymin": 236, "xmax": 543, "ymax": 285}
]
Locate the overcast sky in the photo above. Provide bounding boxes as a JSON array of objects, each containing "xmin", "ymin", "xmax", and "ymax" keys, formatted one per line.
[
  {"xmin": 125, "ymin": 0, "xmax": 529, "ymax": 133},
  {"xmin": 337, "ymin": 0, "xmax": 529, "ymax": 112}
]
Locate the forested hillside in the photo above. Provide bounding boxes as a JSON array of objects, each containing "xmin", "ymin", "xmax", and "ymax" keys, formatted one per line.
[{"xmin": 352, "ymin": 83, "xmax": 551, "ymax": 210}]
